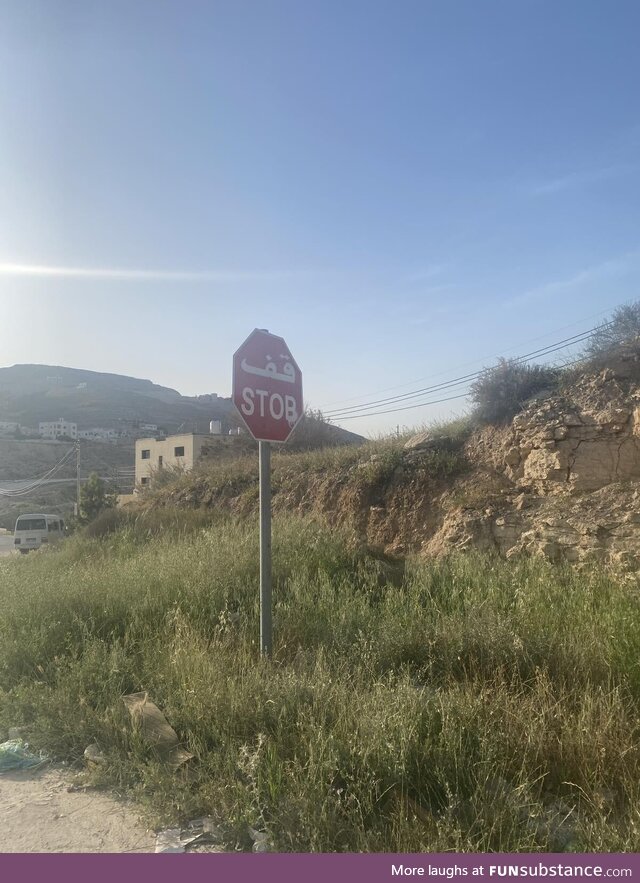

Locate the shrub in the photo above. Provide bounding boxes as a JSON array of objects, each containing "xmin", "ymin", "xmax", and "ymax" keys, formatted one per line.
[
  {"xmin": 287, "ymin": 409, "xmax": 363, "ymax": 452},
  {"xmin": 82, "ymin": 507, "xmax": 129, "ymax": 538},
  {"xmin": 584, "ymin": 302, "xmax": 640, "ymax": 368},
  {"xmin": 470, "ymin": 359, "xmax": 559, "ymax": 424},
  {"xmin": 79, "ymin": 472, "xmax": 118, "ymax": 523}
]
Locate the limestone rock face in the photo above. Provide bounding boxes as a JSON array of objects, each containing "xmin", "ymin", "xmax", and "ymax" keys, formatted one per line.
[
  {"xmin": 426, "ymin": 482, "xmax": 640, "ymax": 572},
  {"xmin": 498, "ymin": 373, "xmax": 640, "ymax": 494},
  {"xmin": 427, "ymin": 366, "xmax": 640, "ymax": 572}
]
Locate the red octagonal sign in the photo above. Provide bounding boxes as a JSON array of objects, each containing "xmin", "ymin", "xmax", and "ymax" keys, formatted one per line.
[{"xmin": 232, "ymin": 329, "xmax": 304, "ymax": 443}]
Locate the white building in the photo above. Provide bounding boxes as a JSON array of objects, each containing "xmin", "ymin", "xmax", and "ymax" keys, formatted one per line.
[
  {"xmin": 0, "ymin": 421, "xmax": 19, "ymax": 436},
  {"xmin": 78, "ymin": 428, "xmax": 119, "ymax": 442},
  {"xmin": 39, "ymin": 418, "xmax": 78, "ymax": 440}
]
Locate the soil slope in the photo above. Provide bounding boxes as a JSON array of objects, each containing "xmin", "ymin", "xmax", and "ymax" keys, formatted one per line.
[{"xmin": 144, "ymin": 355, "xmax": 640, "ymax": 573}]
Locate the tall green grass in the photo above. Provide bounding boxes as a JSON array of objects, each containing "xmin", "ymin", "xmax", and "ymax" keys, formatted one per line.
[{"xmin": 0, "ymin": 514, "xmax": 638, "ymax": 852}]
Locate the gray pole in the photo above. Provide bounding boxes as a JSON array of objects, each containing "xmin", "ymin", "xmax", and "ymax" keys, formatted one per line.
[
  {"xmin": 259, "ymin": 440, "xmax": 272, "ymax": 657},
  {"xmin": 76, "ymin": 440, "xmax": 81, "ymax": 517}
]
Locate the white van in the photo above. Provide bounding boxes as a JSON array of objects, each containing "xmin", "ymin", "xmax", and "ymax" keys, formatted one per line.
[{"xmin": 14, "ymin": 513, "xmax": 66, "ymax": 554}]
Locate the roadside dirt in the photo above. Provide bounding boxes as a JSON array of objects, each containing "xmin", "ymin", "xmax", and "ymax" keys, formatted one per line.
[{"xmin": 0, "ymin": 767, "xmax": 156, "ymax": 853}]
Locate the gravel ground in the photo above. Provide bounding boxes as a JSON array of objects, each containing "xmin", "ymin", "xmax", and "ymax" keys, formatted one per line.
[{"xmin": 0, "ymin": 767, "xmax": 156, "ymax": 853}]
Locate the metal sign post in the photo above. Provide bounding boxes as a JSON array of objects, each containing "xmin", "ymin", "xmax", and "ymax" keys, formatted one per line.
[
  {"xmin": 259, "ymin": 441, "xmax": 272, "ymax": 656},
  {"xmin": 232, "ymin": 329, "xmax": 303, "ymax": 658}
]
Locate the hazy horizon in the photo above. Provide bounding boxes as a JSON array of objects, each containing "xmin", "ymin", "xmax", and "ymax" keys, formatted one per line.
[{"xmin": 1, "ymin": 1, "xmax": 638, "ymax": 434}]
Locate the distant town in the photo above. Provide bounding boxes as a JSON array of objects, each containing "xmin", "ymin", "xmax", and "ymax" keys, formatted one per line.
[{"xmin": 0, "ymin": 417, "xmax": 228, "ymax": 443}]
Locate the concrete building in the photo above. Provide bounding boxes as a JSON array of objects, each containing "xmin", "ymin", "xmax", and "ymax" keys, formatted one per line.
[
  {"xmin": 135, "ymin": 433, "xmax": 211, "ymax": 488},
  {"xmin": 0, "ymin": 421, "xmax": 19, "ymax": 436},
  {"xmin": 39, "ymin": 418, "xmax": 78, "ymax": 440},
  {"xmin": 78, "ymin": 427, "xmax": 119, "ymax": 442}
]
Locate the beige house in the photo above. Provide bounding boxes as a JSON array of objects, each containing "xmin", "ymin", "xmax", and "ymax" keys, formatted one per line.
[{"xmin": 135, "ymin": 433, "xmax": 211, "ymax": 489}]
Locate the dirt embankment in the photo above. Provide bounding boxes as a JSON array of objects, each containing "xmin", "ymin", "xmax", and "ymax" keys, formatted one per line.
[{"xmin": 143, "ymin": 358, "xmax": 640, "ymax": 573}]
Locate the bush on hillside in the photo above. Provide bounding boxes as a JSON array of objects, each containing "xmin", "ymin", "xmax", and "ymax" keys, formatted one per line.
[
  {"xmin": 584, "ymin": 302, "xmax": 640, "ymax": 368},
  {"xmin": 79, "ymin": 472, "xmax": 118, "ymax": 524},
  {"xmin": 470, "ymin": 359, "xmax": 559, "ymax": 424},
  {"xmin": 287, "ymin": 408, "xmax": 360, "ymax": 452},
  {"xmin": 82, "ymin": 507, "xmax": 129, "ymax": 538}
]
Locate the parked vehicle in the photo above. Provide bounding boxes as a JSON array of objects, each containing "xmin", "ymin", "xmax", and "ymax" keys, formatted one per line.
[{"xmin": 13, "ymin": 514, "xmax": 66, "ymax": 554}]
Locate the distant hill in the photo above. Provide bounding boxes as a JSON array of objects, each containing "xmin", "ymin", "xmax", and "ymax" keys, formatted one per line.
[{"xmin": 0, "ymin": 364, "xmax": 233, "ymax": 435}]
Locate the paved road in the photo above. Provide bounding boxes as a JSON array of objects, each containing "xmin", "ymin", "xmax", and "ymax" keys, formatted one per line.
[
  {"xmin": 0, "ymin": 535, "xmax": 16, "ymax": 557},
  {"xmin": 0, "ymin": 477, "xmax": 115, "ymax": 490}
]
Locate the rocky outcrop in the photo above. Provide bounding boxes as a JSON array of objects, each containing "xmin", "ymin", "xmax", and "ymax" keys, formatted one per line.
[
  {"xmin": 497, "ymin": 372, "xmax": 640, "ymax": 494},
  {"xmin": 427, "ymin": 366, "xmax": 640, "ymax": 571},
  {"xmin": 425, "ymin": 482, "xmax": 640, "ymax": 571}
]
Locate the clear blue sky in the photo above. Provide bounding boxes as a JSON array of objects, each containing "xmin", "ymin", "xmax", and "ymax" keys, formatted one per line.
[{"xmin": 0, "ymin": 0, "xmax": 638, "ymax": 435}]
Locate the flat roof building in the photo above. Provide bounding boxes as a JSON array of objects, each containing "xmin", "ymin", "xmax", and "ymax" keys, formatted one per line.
[
  {"xmin": 134, "ymin": 433, "xmax": 211, "ymax": 489},
  {"xmin": 39, "ymin": 418, "xmax": 78, "ymax": 440}
]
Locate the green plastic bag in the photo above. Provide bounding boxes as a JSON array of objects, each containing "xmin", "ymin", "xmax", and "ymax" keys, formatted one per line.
[{"xmin": 0, "ymin": 739, "xmax": 46, "ymax": 773}]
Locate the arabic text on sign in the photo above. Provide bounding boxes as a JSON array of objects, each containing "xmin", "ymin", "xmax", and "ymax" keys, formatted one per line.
[{"xmin": 240, "ymin": 357, "xmax": 296, "ymax": 384}]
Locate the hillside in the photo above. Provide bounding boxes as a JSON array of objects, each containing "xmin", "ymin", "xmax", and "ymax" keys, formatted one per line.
[
  {"xmin": 137, "ymin": 346, "xmax": 640, "ymax": 574},
  {"xmin": 0, "ymin": 365, "xmax": 365, "ymax": 528},
  {"xmin": 0, "ymin": 364, "xmax": 233, "ymax": 434},
  {"xmin": 0, "ymin": 438, "xmax": 136, "ymax": 529},
  {"xmin": 2, "ymin": 330, "xmax": 640, "ymax": 852}
]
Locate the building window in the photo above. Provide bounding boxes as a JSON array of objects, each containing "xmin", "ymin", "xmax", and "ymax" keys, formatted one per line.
[
  {"xmin": 141, "ymin": 449, "xmax": 151, "ymax": 459},
  {"xmin": 140, "ymin": 477, "xmax": 149, "ymax": 486},
  {"xmin": 174, "ymin": 446, "xmax": 185, "ymax": 457},
  {"xmin": 158, "ymin": 456, "xmax": 163, "ymax": 467}
]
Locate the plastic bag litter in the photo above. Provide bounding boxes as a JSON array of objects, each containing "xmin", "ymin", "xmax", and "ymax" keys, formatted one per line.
[
  {"xmin": 155, "ymin": 829, "xmax": 192, "ymax": 854},
  {"xmin": 155, "ymin": 817, "xmax": 225, "ymax": 853},
  {"xmin": 84, "ymin": 743, "xmax": 107, "ymax": 766},
  {"xmin": 0, "ymin": 739, "xmax": 46, "ymax": 773},
  {"xmin": 122, "ymin": 692, "xmax": 193, "ymax": 770},
  {"xmin": 249, "ymin": 827, "xmax": 272, "ymax": 854}
]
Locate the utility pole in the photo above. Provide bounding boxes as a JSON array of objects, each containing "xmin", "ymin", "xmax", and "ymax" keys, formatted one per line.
[{"xmin": 75, "ymin": 440, "xmax": 81, "ymax": 517}]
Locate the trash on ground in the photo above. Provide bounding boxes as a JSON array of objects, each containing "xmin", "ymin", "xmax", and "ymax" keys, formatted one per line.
[
  {"xmin": 122, "ymin": 692, "xmax": 194, "ymax": 769},
  {"xmin": 0, "ymin": 739, "xmax": 47, "ymax": 773},
  {"xmin": 155, "ymin": 829, "xmax": 191, "ymax": 853},
  {"xmin": 155, "ymin": 817, "xmax": 225, "ymax": 853},
  {"xmin": 186, "ymin": 817, "xmax": 225, "ymax": 843},
  {"xmin": 249, "ymin": 826, "xmax": 272, "ymax": 853},
  {"xmin": 84, "ymin": 743, "xmax": 107, "ymax": 766}
]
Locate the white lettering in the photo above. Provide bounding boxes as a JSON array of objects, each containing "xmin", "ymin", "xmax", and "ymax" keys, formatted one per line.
[
  {"xmin": 285, "ymin": 395, "xmax": 298, "ymax": 425},
  {"xmin": 256, "ymin": 389, "xmax": 269, "ymax": 417},
  {"xmin": 241, "ymin": 388, "xmax": 255, "ymax": 416},
  {"xmin": 270, "ymin": 393, "xmax": 284, "ymax": 420}
]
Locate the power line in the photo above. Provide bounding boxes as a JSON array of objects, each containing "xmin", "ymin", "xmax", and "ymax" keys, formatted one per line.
[
  {"xmin": 0, "ymin": 448, "xmax": 77, "ymax": 496},
  {"xmin": 0, "ymin": 447, "xmax": 75, "ymax": 492},
  {"xmin": 321, "ymin": 303, "xmax": 622, "ymax": 409},
  {"xmin": 336, "ymin": 391, "xmax": 472, "ymax": 420},
  {"xmin": 325, "ymin": 327, "xmax": 599, "ymax": 419},
  {"xmin": 326, "ymin": 326, "xmax": 600, "ymax": 420},
  {"xmin": 332, "ymin": 354, "xmax": 587, "ymax": 421}
]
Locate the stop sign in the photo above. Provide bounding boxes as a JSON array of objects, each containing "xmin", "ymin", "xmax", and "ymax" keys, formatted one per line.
[{"xmin": 232, "ymin": 329, "xmax": 303, "ymax": 443}]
